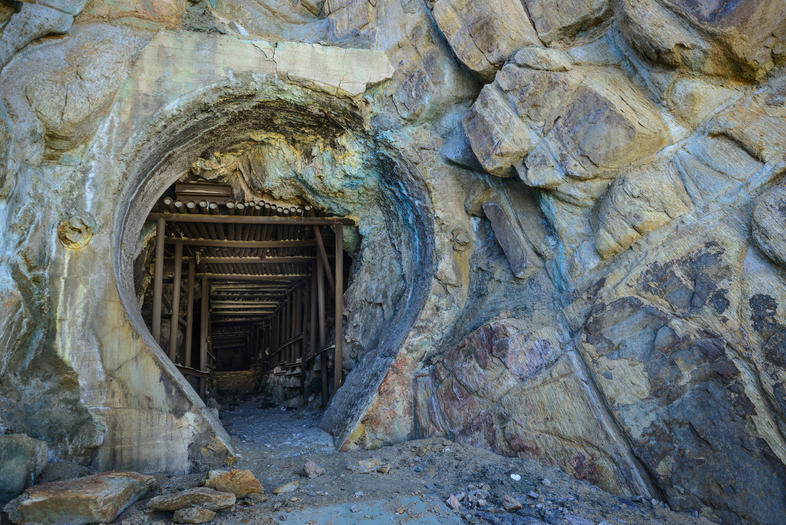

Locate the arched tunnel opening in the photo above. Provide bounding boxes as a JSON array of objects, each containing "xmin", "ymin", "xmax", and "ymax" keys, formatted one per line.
[
  {"xmin": 133, "ymin": 180, "xmax": 354, "ymax": 410},
  {"xmin": 113, "ymin": 88, "xmax": 435, "ymax": 451}
]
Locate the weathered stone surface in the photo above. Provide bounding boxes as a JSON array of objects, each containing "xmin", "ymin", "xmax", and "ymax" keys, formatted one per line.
[
  {"xmin": 414, "ymin": 319, "xmax": 652, "ymax": 496},
  {"xmin": 147, "ymin": 487, "xmax": 236, "ymax": 512},
  {"xmin": 0, "ymin": 435, "xmax": 48, "ymax": 504},
  {"xmin": 4, "ymin": 472, "xmax": 155, "ymax": 525},
  {"xmin": 707, "ymin": 74, "xmax": 786, "ymax": 164},
  {"xmin": 671, "ymin": 134, "xmax": 762, "ymax": 204},
  {"xmin": 463, "ymin": 84, "xmax": 538, "ymax": 177},
  {"xmin": 753, "ymin": 185, "xmax": 786, "ymax": 268},
  {"xmin": 617, "ymin": 0, "xmax": 786, "ymax": 80},
  {"xmin": 1, "ymin": 23, "xmax": 149, "ymax": 159},
  {"xmin": 580, "ymin": 296, "xmax": 786, "ymax": 525},
  {"xmin": 524, "ymin": 0, "xmax": 609, "ymax": 44},
  {"xmin": 482, "ymin": 201, "xmax": 533, "ymax": 278},
  {"xmin": 592, "ymin": 158, "xmax": 691, "ymax": 258},
  {"xmin": 465, "ymin": 63, "xmax": 668, "ymax": 185},
  {"xmin": 173, "ymin": 505, "xmax": 216, "ymax": 524},
  {"xmin": 204, "ymin": 469, "xmax": 262, "ymax": 498},
  {"xmin": 430, "ymin": 0, "xmax": 541, "ymax": 81},
  {"xmin": 0, "ymin": 3, "xmax": 73, "ymax": 69}
]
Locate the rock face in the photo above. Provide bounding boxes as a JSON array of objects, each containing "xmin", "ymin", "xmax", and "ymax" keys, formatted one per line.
[
  {"xmin": 0, "ymin": 434, "xmax": 48, "ymax": 504},
  {"xmin": 1, "ymin": 0, "xmax": 786, "ymax": 524},
  {"xmin": 4, "ymin": 472, "xmax": 155, "ymax": 525}
]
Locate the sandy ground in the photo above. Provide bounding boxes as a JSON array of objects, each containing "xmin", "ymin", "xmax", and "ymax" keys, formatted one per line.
[{"xmin": 116, "ymin": 395, "xmax": 718, "ymax": 524}]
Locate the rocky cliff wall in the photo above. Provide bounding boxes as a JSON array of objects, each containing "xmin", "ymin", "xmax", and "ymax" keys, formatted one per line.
[{"xmin": 0, "ymin": 0, "xmax": 784, "ymax": 523}]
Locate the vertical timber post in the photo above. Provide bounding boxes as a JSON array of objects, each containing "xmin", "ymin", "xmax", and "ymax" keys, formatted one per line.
[
  {"xmin": 152, "ymin": 217, "xmax": 165, "ymax": 343},
  {"xmin": 200, "ymin": 275, "xmax": 209, "ymax": 398},
  {"xmin": 184, "ymin": 258, "xmax": 195, "ymax": 368},
  {"xmin": 317, "ymin": 256, "xmax": 328, "ymax": 406},
  {"xmin": 168, "ymin": 242, "xmax": 182, "ymax": 362},
  {"xmin": 334, "ymin": 225, "xmax": 343, "ymax": 390}
]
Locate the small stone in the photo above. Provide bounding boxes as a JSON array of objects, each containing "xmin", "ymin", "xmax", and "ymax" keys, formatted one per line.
[
  {"xmin": 447, "ymin": 493, "xmax": 461, "ymax": 512},
  {"xmin": 541, "ymin": 478, "xmax": 552, "ymax": 486},
  {"xmin": 204, "ymin": 469, "xmax": 262, "ymax": 497},
  {"xmin": 510, "ymin": 473, "xmax": 521, "ymax": 481},
  {"xmin": 273, "ymin": 481, "xmax": 299, "ymax": 494},
  {"xmin": 246, "ymin": 492, "xmax": 267, "ymax": 504},
  {"xmin": 350, "ymin": 504, "xmax": 360, "ymax": 512},
  {"xmin": 353, "ymin": 491, "xmax": 364, "ymax": 498},
  {"xmin": 413, "ymin": 466, "xmax": 423, "ymax": 473},
  {"xmin": 502, "ymin": 494, "xmax": 522, "ymax": 511},
  {"xmin": 415, "ymin": 446, "xmax": 428, "ymax": 457},
  {"xmin": 147, "ymin": 487, "xmax": 236, "ymax": 511},
  {"xmin": 526, "ymin": 491, "xmax": 539, "ymax": 499},
  {"xmin": 565, "ymin": 514, "xmax": 594, "ymax": 525},
  {"xmin": 349, "ymin": 458, "xmax": 390, "ymax": 474},
  {"xmin": 303, "ymin": 460, "xmax": 325, "ymax": 479},
  {"xmin": 172, "ymin": 506, "xmax": 216, "ymax": 524}
]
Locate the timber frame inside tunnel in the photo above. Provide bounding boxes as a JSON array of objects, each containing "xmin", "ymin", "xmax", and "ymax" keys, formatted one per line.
[{"xmin": 140, "ymin": 183, "xmax": 354, "ymax": 406}]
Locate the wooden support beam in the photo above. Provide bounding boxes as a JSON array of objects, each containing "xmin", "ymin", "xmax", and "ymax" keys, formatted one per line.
[
  {"xmin": 312, "ymin": 226, "xmax": 335, "ymax": 292},
  {"xmin": 152, "ymin": 217, "xmax": 165, "ymax": 343},
  {"xmin": 195, "ymin": 273, "xmax": 310, "ymax": 281},
  {"xmin": 199, "ymin": 275, "xmax": 209, "ymax": 398},
  {"xmin": 184, "ymin": 260, "xmax": 195, "ymax": 367},
  {"xmin": 317, "ymin": 257, "xmax": 328, "ymax": 407},
  {"xmin": 168, "ymin": 242, "xmax": 183, "ymax": 362},
  {"xmin": 334, "ymin": 225, "xmax": 344, "ymax": 390},
  {"xmin": 168, "ymin": 238, "xmax": 316, "ymax": 249},
  {"xmin": 197, "ymin": 256, "xmax": 323, "ymax": 264},
  {"xmin": 150, "ymin": 212, "xmax": 356, "ymax": 226}
]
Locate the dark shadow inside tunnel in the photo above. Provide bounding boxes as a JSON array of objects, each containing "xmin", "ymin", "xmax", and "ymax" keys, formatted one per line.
[{"xmin": 134, "ymin": 180, "xmax": 354, "ymax": 410}]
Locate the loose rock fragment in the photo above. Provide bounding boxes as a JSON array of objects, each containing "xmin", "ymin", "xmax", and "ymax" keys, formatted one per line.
[
  {"xmin": 348, "ymin": 458, "xmax": 390, "ymax": 474},
  {"xmin": 303, "ymin": 460, "xmax": 325, "ymax": 479},
  {"xmin": 147, "ymin": 487, "xmax": 236, "ymax": 511},
  {"xmin": 446, "ymin": 493, "xmax": 461, "ymax": 511},
  {"xmin": 502, "ymin": 494, "xmax": 523, "ymax": 511},
  {"xmin": 273, "ymin": 481, "xmax": 299, "ymax": 494},
  {"xmin": 204, "ymin": 469, "xmax": 262, "ymax": 497},
  {"xmin": 173, "ymin": 505, "xmax": 216, "ymax": 524}
]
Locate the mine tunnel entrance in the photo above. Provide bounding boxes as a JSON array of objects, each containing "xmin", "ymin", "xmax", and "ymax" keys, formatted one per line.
[{"xmin": 135, "ymin": 182, "xmax": 352, "ymax": 410}]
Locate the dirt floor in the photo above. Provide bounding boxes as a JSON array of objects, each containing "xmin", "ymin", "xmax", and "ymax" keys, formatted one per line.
[{"xmin": 116, "ymin": 395, "xmax": 718, "ymax": 524}]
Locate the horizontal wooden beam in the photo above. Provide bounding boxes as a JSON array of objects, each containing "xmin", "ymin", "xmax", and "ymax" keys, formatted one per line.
[
  {"xmin": 197, "ymin": 273, "xmax": 310, "ymax": 281},
  {"xmin": 211, "ymin": 301, "xmax": 279, "ymax": 307},
  {"xmin": 151, "ymin": 212, "xmax": 355, "ymax": 226},
  {"xmin": 176, "ymin": 364, "xmax": 209, "ymax": 378},
  {"xmin": 212, "ymin": 318, "xmax": 271, "ymax": 324},
  {"xmin": 168, "ymin": 238, "xmax": 316, "ymax": 248}
]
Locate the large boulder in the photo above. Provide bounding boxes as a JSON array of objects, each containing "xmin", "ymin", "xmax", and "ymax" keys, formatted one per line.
[
  {"xmin": 0, "ymin": 434, "xmax": 48, "ymax": 504},
  {"xmin": 4, "ymin": 472, "xmax": 155, "ymax": 525},
  {"xmin": 430, "ymin": 0, "xmax": 541, "ymax": 81}
]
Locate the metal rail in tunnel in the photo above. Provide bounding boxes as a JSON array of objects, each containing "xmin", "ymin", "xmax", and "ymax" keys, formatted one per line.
[{"xmin": 144, "ymin": 184, "xmax": 353, "ymax": 406}]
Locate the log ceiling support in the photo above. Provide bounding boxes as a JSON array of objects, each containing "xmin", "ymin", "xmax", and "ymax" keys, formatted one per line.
[{"xmin": 144, "ymin": 195, "xmax": 350, "ymax": 402}]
